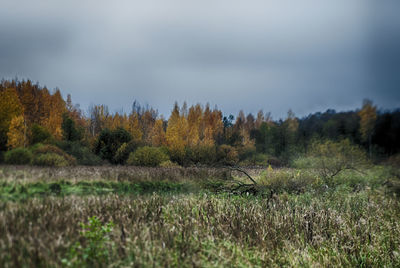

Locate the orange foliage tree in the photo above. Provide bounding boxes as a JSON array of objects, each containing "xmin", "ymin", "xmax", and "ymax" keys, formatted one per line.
[
  {"xmin": 7, "ymin": 115, "xmax": 27, "ymax": 149},
  {"xmin": 0, "ymin": 88, "xmax": 24, "ymax": 150}
]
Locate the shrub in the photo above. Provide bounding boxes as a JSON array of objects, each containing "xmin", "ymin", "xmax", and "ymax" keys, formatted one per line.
[
  {"xmin": 186, "ymin": 144, "xmax": 217, "ymax": 165},
  {"xmin": 237, "ymin": 144, "xmax": 257, "ymax": 161},
  {"xmin": 309, "ymin": 139, "xmax": 369, "ymax": 184},
  {"xmin": 32, "ymin": 144, "xmax": 76, "ymax": 166},
  {"xmin": 240, "ymin": 153, "xmax": 269, "ymax": 166},
  {"xmin": 167, "ymin": 146, "xmax": 186, "ymax": 166},
  {"xmin": 159, "ymin": 160, "xmax": 180, "ymax": 168},
  {"xmin": 4, "ymin": 148, "xmax": 32, "ymax": 165},
  {"xmin": 217, "ymin": 145, "xmax": 239, "ymax": 166},
  {"xmin": 32, "ymin": 153, "xmax": 70, "ymax": 167},
  {"xmin": 291, "ymin": 156, "xmax": 318, "ymax": 169},
  {"xmin": 56, "ymin": 141, "xmax": 102, "ymax": 166},
  {"xmin": 127, "ymin": 146, "xmax": 169, "ymax": 167},
  {"xmin": 113, "ymin": 141, "xmax": 138, "ymax": 165},
  {"xmin": 267, "ymin": 157, "xmax": 284, "ymax": 167}
]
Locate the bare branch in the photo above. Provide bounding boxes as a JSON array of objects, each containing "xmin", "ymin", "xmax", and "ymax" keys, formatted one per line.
[{"xmin": 227, "ymin": 166, "xmax": 257, "ymax": 185}]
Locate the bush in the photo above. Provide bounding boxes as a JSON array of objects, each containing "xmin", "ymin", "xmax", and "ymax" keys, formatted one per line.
[
  {"xmin": 56, "ymin": 141, "xmax": 102, "ymax": 166},
  {"xmin": 4, "ymin": 148, "xmax": 32, "ymax": 165},
  {"xmin": 266, "ymin": 157, "xmax": 284, "ymax": 167},
  {"xmin": 159, "ymin": 160, "xmax": 180, "ymax": 168},
  {"xmin": 186, "ymin": 144, "xmax": 217, "ymax": 165},
  {"xmin": 32, "ymin": 153, "xmax": 70, "ymax": 167},
  {"xmin": 237, "ymin": 144, "xmax": 257, "ymax": 161},
  {"xmin": 309, "ymin": 139, "xmax": 369, "ymax": 184},
  {"xmin": 113, "ymin": 141, "xmax": 138, "ymax": 165},
  {"xmin": 217, "ymin": 145, "xmax": 239, "ymax": 166},
  {"xmin": 166, "ymin": 146, "xmax": 186, "ymax": 166},
  {"xmin": 32, "ymin": 144, "xmax": 76, "ymax": 166},
  {"xmin": 127, "ymin": 146, "xmax": 169, "ymax": 167},
  {"xmin": 291, "ymin": 156, "xmax": 318, "ymax": 169},
  {"xmin": 240, "ymin": 153, "xmax": 269, "ymax": 166}
]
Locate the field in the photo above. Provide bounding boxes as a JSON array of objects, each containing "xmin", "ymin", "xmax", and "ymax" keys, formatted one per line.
[{"xmin": 1, "ymin": 165, "xmax": 400, "ymax": 267}]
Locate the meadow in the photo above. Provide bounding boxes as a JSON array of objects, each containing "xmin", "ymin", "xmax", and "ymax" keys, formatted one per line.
[{"xmin": 0, "ymin": 165, "xmax": 399, "ymax": 267}]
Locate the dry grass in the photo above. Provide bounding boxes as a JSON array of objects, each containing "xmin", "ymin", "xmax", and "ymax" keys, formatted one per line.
[
  {"xmin": 0, "ymin": 165, "xmax": 233, "ymax": 183},
  {"xmin": 1, "ymin": 191, "xmax": 399, "ymax": 267},
  {"xmin": 0, "ymin": 165, "xmax": 399, "ymax": 267}
]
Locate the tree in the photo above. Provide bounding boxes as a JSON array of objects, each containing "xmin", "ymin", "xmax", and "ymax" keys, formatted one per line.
[
  {"xmin": 166, "ymin": 102, "xmax": 188, "ymax": 164},
  {"xmin": 127, "ymin": 113, "xmax": 143, "ymax": 144},
  {"xmin": 149, "ymin": 119, "xmax": 166, "ymax": 147},
  {"xmin": 187, "ymin": 104, "xmax": 202, "ymax": 147},
  {"xmin": 88, "ymin": 105, "xmax": 110, "ymax": 137},
  {"xmin": 18, "ymin": 80, "xmax": 39, "ymax": 125},
  {"xmin": 0, "ymin": 88, "xmax": 24, "ymax": 150},
  {"xmin": 94, "ymin": 128, "xmax": 132, "ymax": 164},
  {"xmin": 358, "ymin": 99, "xmax": 377, "ymax": 158},
  {"xmin": 62, "ymin": 113, "xmax": 82, "ymax": 142},
  {"xmin": 279, "ymin": 109, "xmax": 299, "ymax": 160},
  {"xmin": 43, "ymin": 89, "xmax": 66, "ymax": 140},
  {"xmin": 6, "ymin": 115, "xmax": 27, "ymax": 149},
  {"xmin": 31, "ymin": 124, "xmax": 52, "ymax": 144}
]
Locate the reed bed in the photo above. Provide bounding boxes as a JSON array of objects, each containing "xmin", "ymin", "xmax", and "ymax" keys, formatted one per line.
[{"xmin": 1, "ymin": 190, "xmax": 399, "ymax": 267}]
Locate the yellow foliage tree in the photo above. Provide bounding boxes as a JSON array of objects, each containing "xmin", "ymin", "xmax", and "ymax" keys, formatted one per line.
[
  {"xmin": 43, "ymin": 89, "xmax": 66, "ymax": 140},
  {"xmin": 187, "ymin": 104, "xmax": 202, "ymax": 147},
  {"xmin": 0, "ymin": 88, "xmax": 24, "ymax": 150},
  {"xmin": 7, "ymin": 115, "xmax": 27, "ymax": 149},
  {"xmin": 150, "ymin": 119, "xmax": 166, "ymax": 147},
  {"xmin": 127, "ymin": 113, "xmax": 143, "ymax": 144},
  {"xmin": 166, "ymin": 102, "xmax": 188, "ymax": 163}
]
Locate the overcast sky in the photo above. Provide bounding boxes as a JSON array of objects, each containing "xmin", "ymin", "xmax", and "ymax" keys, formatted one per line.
[{"xmin": 1, "ymin": 0, "xmax": 399, "ymax": 119}]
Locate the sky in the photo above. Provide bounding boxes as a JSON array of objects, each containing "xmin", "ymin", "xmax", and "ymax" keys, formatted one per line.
[{"xmin": 0, "ymin": 0, "xmax": 399, "ymax": 120}]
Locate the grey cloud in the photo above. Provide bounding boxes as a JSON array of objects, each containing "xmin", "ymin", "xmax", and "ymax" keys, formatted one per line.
[{"xmin": 0, "ymin": 0, "xmax": 399, "ymax": 119}]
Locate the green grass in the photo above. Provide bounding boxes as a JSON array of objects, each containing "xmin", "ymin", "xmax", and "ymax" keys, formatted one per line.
[{"xmin": 0, "ymin": 180, "xmax": 196, "ymax": 201}]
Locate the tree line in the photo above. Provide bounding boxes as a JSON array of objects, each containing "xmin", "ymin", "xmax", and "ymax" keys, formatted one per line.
[{"xmin": 0, "ymin": 79, "xmax": 399, "ymax": 166}]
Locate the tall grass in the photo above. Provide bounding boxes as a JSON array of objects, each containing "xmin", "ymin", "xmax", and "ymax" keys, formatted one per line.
[
  {"xmin": 0, "ymin": 165, "xmax": 399, "ymax": 267},
  {"xmin": 0, "ymin": 190, "xmax": 399, "ymax": 267}
]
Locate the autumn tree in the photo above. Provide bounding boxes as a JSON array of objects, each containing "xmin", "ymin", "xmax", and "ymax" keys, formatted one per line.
[
  {"xmin": 88, "ymin": 105, "xmax": 110, "ymax": 137},
  {"xmin": 166, "ymin": 102, "xmax": 188, "ymax": 164},
  {"xmin": 127, "ymin": 112, "xmax": 143, "ymax": 144},
  {"xmin": 17, "ymin": 80, "xmax": 39, "ymax": 125},
  {"xmin": 358, "ymin": 99, "xmax": 377, "ymax": 158},
  {"xmin": 7, "ymin": 115, "xmax": 27, "ymax": 149},
  {"xmin": 149, "ymin": 119, "xmax": 166, "ymax": 147},
  {"xmin": 0, "ymin": 88, "xmax": 24, "ymax": 150},
  {"xmin": 43, "ymin": 89, "xmax": 66, "ymax": 139},
  {"xmin": 187, "ymin": 104, "xmax": 202, "ymax": 147}
]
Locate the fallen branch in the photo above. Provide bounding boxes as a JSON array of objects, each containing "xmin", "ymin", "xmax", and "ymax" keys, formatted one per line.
[{"xmin": 227, "ymin": 166, "xmax": 257, "ymax": 185}]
